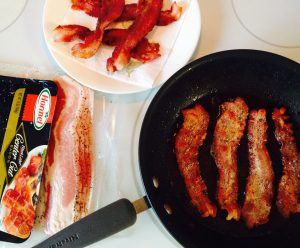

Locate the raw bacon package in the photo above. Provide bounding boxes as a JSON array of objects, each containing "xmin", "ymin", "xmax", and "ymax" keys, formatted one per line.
[{"xmin": 0, "ymin": 75, "xmax": 57, "ymax": 242}]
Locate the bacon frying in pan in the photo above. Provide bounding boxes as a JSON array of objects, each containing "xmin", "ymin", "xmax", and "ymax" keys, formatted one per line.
[
  {"xmin": 272, "ymin": 107, "xmax": 300, "ymax": 218},
  {"xmin": 71, "ymin": 0, "xmax": 124, "ymax": 58},
  {"xmin": 106, "ymin": 0, "xmax": 163, "ymax": 72},
  {"xmin": 242, "ymin": 109, "xmax": 274, "ymax": 228},
  {"xmin": 175, "ymin": 104, "xmax": 217, "ymax": 218},
  {"xmin": 211, "ymin": 97, "xmax": 249, "ymax": 221}
]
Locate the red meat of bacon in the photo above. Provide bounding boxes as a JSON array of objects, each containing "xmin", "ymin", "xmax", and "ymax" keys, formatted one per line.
[
  {"xmin": 42, "ymin": 76, "xmax": 94, "ymax": 234},
  {"xmin": 116, "ymin": 2, "xmax": 182, "ymax": 26},
  {"xmin": 273, "ymin": 107, "xmax": 300, "ymax": 218},
  {"xmin": 106, "ymin": 0, "xmax": 163, "ymax": 72},
  {"xmin": 71, "ymin": 0, "xmax": 124, "ymax": 58},
  {"xmin": 175, "ymin": 104, "xmax": 217, "ymax": 218},
  {"xmin": 242, "ymin": 109, "xmax": 274, "ymax": 228},
  {"xmin": 71, "ymin": 0, "xmax": 101, "ymax": 17},
  {"xmin": 53, "ymin": 26, "xmax": 161, "ymax": 63},
  {"xmin": 211, "ymin": 97, "xmax": 249, "ymax": 221},
  {"xmin": 104, "ymin": 29, "xmax": 160, "ymax": 63},
  {"xmin": 53, "ymin": 25, "xmax": 92, "ymax": 42}
]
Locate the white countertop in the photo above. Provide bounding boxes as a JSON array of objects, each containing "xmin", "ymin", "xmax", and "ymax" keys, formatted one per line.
[{"xmin": 0, "ymin": 0, "xmax": 300, "ymax": 247}]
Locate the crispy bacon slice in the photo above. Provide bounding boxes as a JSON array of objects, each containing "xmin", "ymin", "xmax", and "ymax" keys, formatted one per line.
[
  {"xmin": 211, "ymin": 97, "xmax": 249, "ymax": 221},
  {"xmin": 42, "ymin": 76, "xmax": 94, "ymax": 234},
  {"xmin": 175, "ymin": 104, "xmax": 217, "ymax": 218},
  {"xmin": 104, "ymin": 29, "xmax": 160, "ymax": 63},
  {"xmin": 106, "ymin": 0, "xmax": 163, "ymax": 72},
  {"xmin": 53, "ymin": 25, "xmax": 92, "ymax": 42},
  {"xmin": 272, "ymin": 107, "xmax": 300, "ymax": 218},
  {"xmin": 71, "ymin": 0, "xmax": 101, "ymax": 17},
  {"xmin": 242, "ymin": 109, "xmax": 274, "ymax": 228},
  {"xmin": 116, "ymin": 2, "xmax": 182, "ymax": 26},
  {"xmin": 116, "ymin": 3, "xmax": 137, "ymax": 22},
  {"xmin": 157, "ymin": 2, "xmax": 183, "ymax": 26},
  {"xmin": 71, "ymin": 0, "xmax": 124, "ymax": 58}
]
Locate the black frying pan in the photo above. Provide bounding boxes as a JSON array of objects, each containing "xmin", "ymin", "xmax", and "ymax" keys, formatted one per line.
[{"xmin": 35, "ymin": 50, "xmax": 300, "ymax": 248}]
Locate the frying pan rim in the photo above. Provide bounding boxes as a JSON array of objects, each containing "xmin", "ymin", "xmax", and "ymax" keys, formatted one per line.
[{"xmin": 138, "ymin": 49, "xmax": 300, "ymax": 248}]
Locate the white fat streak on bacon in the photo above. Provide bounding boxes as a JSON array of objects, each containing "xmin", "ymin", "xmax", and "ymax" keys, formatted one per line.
[{"xmin": 42, "ymin": 76, "xmax": 94, "ymax": 235}]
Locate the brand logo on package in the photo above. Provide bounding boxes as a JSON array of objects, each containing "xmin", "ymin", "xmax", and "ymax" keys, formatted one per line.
[{"xmin": 34, "ymin": 88, "xmax": 51, "ymax": 130}]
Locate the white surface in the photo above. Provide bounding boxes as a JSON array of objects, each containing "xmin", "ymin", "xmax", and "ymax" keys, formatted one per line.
[
  {"xmin": 43, "ymin": 0, "xmax": 201, "ymax": 94},
  {"xmin": 0, "ymin": 0, "xmax": 28, "ymax": 32},
  {"xmin": 232, "ymin": 0, "xmax": 300, "ymax": 48},
  {"xmin": 1, "ymin": 0, "xmax": 300, "ymax": 248}
]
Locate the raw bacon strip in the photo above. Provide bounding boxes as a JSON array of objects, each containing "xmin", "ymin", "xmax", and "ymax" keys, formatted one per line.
[
  {"xmin": 273, "ymin": 107, "xmax": 300, "ymax": 218},
  {"xmin": 72, "ymin": 0, "xmax": 124, "ymax": 58},
  {"xmin": 242, "ymin": 109, "xmax": 274, "ymax": 228},
  {"xmin": 42, "ymin": 76, "xmax": 94, "ymax": 234},
  {"xmin": 106, "ymin": 0, "xmax": 163, "ymax": 72},
  {"xmin": 211, "ymin": 97, "xmax": 249, "ymax": 221},
  {"xmin": 71, "ymin": 0, "xmax": 101, "ymax": 17},
  {"xmin": 53, "ymin": 25, "xmax": 92, "ymax": 42},
  {"xmin": 175, "ymin": 104, "xmax": 217, "ymax": 218},
  {"xmin": 116, "ymin": 2, "xmax": 182, "ymax": 26},
  {"xmin": 104, "ymin": 29, "xmax": 160, "ymax": 63}
]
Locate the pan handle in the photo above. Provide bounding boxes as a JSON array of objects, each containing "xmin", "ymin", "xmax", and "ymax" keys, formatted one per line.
[{"xmin": 33, "ymin": 197, "xmax": 150, "ymax": 248}]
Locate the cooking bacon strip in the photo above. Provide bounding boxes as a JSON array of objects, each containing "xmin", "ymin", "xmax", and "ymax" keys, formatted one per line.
[
  {"xmin": 116, "ymin": 2, "xmax": 182, "ymax": 26},
  {"xmin": 242, "ymin": 109, "xmax": 274, "ymax": 228},
  {"xmin": 211, "ymin": 97, "xmax": 249, "ymax": 221},
  {"xmin": 106, "ymin": 0, "xmax": 163, "ymax": 72},
  {"xmin": 72, "ymin": 0, "xmax": 124, "ymax": 58},
  {"xmin": 273, "ymin": 107, "xmax": 300, "ymax": 218},
  {"xmin": 175, "ymin": 104, "xmax": 217, "ymax": 218}
]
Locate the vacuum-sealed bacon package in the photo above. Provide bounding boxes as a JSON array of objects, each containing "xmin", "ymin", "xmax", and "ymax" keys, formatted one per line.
[{"xmin": 0, "ymin": 75, "xmax": 57, "ymax": 242}]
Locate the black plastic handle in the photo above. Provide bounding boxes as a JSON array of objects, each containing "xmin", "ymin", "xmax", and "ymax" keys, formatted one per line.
[{"xmin": 33, "ymin": 198, "xmax": 137, "ymax": 248}]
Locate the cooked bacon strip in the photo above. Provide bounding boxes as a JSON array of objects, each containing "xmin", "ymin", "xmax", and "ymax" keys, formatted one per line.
[
  {"xmin": 116, "ymin": 2, "xmax": 182, "ymax": 26},
  {"xmin": 104, "ymin": 29, "xmax": 160, "ymax": 63},
  {"xmin": 116, "ymin": 3, "xmax": 137, "ymax": 22},
  {"xmin": 242, "ymin": 109, "xmax": 274, "ymax": 228},
  {"xmin": 71, "ymin": 0, "xmax": 101, "ymax": 17},
  {"xmin": 106, "ymin": 0, "xmax": 163, "ymax": 72},
  {"xmin": 157, "ymin": 2, "xmax": 183, "ymax": 26},
  {"xmin": 42, "ymin": 76, "xmax": 94, "ymax": 234},
  {"xmin": 175, "ymin": 104, "xmax": 217, "ymax": 218},
  {"xmin": 71, "ymin": 0, "xmax": 124, "ymax": 58},
  {"xmin": 211, "ymin": 97, "xmax": 249, "ymax": 221},
  {"xmin": 273, "ymin": 107, "xmax": 300, "ymax": 218},
  {"xmin": 53, "ymin": 25, "xmax": 92, "ymax": 42}
]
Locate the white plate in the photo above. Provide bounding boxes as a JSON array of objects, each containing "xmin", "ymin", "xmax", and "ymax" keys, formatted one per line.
[{"xmin": 42, "ymin": 0, "xmax": 201, "ymax": 94}]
